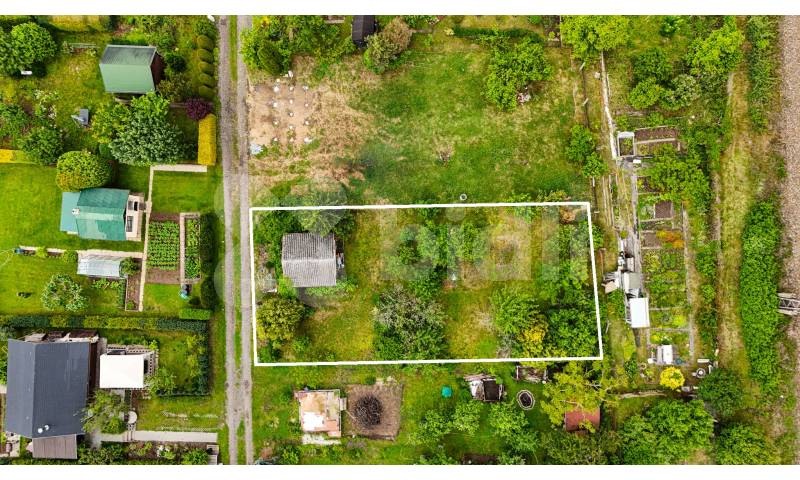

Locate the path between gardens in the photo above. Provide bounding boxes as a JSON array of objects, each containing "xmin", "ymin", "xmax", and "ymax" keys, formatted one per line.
[
  {"xmin": 217, "ymin": 15, "xmax": 242, "ymax": 465},
  {"xmin": 99, "ymin": 430, "xmax": 218, "ymax": 443}
]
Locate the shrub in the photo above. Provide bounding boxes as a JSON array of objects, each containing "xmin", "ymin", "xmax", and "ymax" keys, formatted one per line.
[
  {"xmin": 686, "ymin": 17, "xmax": 744, "ymax": 79},
  {"xmin": 632, "ymin": 47, "xmax": 673, "ymax": 83},
  {"xmin": 485, "ymin": 36, "xmax": 552, "ymax": 110},
  {"xmin": 193, "ymin": 17, "xmax": 217, "ymax": 39},
  {"xmin": 241, "ymin": 25, "xmax": 290, "ymax": 75},
  {"xmin": 196, "ymin": 34, "xmax": 214, "ymax": 51},
  {"xmin": 565, "ymin": 124, "xmax": 607, "ymax": 178},
  {"xmin": 197, "ymin": 72, "xmax": 215, "ymax": 88},
  {"xmin": 746, "ymin": 16, "xmax": 778, "ymax": 131},
  {"xmin": 197, "ymin": 48, "xmax": 214, "ymax": 64},
  {"xmin": 109, "ymin": 92, "xmax": 185, "ymax": 166},
  {"xmin": 41, "ymin": 274, "xmax": 87, "ymax": 312},
  {"xmin": 373, "ymin": 286, "xmax": 447, "ymax": 360},
  {"xmin": 185, "ymin": 98, "xmax": 213, "ymax": 121},
  {"xmin": 256, "ymin": 295, "xmax": 306, "ymax": 349},
  {"xmin": 660, "ymin": 16, "xmax": 682, "ymax": 37},
  {"xmin": 91, "ymin": 102, "xmax": 130, "ymax": 144},
  {"xmin": 163, "ymin": 51, "xmax": 186, "ymax": 72},
  {"xmin": 181, "ymin": 449, "xmax": 208, "ymax": 465},
  {"xmin": 660, "ymin": 74, "xmax": 700, "ymax": 111},
  {"xmin": 658, "ymin": 367, "xmax": 685, "ymax": 390},
  {"xmin": 179, "ymin": 308, "xmax": 212, "ymax": 320},
  {"xmin": 739, "ymin": 201, "xmax": 782, "ymax": 394},
  {"xmin": 0, "ymin": 22, "xmax": 58, "ymax": 75},
  {"xmin": 628, "ymin": 78, "xmax": 665, "ymax": 110},
  {"xmin": 197, "ymin": 114, "xmax": 217, "ymax": 165},
  {"xmin": 364, "ymin": 17, "xmax": 412, "ymax": 74},
  {"xmin": 60, "ymin": 250, "xmax": 77, "ymax": 264},
  {"xmin": 197, "ymin": 85, "xmax": 214, "ymax": 100},
  {"xmin": 698, "ymin": 368, "xmax": 746, "ymax": 418},
  {"xmin": 19, "ymin": 124, "xmax": 63, "ymax": 165},
  {"xmin": 197, "ymin": 60, "xmax": 214, "ymax": 75},
  {"xmin": 56, "ymin": 151, "xmax": 112, "ymax": 191},
  {"xmin": 83, "ymin": 390, "xmax": 127, "ymax": 434},
  {"xmin": 199, "ymin": 278, "xmax": 217, "ymax": 310},
  {"xmin": 714, "ymin": 423, "xmax": 779, "ymax": 465},
  {"xmin": 560, "ymin": 16, "xmax": 630, "ymax": 60},
  {"xmin": 156, "ymin": 73, "xmax": 192, "ymax": 103},
  {"xmin": 120, "ymin": 257, "xmax": 139, "ymax": 276}
]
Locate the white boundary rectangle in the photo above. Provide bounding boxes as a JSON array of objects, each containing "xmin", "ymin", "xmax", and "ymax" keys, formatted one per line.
[{"xmin": 250, "ymin": 202, "xmax": 604, "ymax": 366}]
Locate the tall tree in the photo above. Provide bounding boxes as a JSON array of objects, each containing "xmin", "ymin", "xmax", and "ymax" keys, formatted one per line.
[
  {"xmin": 540, "ymin": 361, "xmax": 622, "ymax": 428},
  {"xmin": 109, "ymin": 92, "xmax": 185, "ymax": 166},
  {"xmin": 560, "ymin": 16, "xmax": 630, "ymax": 60}
]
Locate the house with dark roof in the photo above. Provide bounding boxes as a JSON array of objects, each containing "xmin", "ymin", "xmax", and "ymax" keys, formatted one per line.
[
  {"xmin": 281, "ymin": 233, "xmax": 338, "ymax": 288},
  {"xmin": 99, "ymin": 45, "xmax": 164, "ymax": 94},
  {"xmin": 351, "ymin": 16, "xmax": 377, "ymax": 48},
  {"xmin": 60, "ymin": 188, "xmax": 145, "ymax": 242},
  {"xmin": 4, "ymin": 339, "xmax": 92, "ymax": 459}
]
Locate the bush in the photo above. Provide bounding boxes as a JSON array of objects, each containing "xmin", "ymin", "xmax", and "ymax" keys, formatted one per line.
[
  {"xmin": 60, "ymin": 250, "xmax": 77, "ymax": 264},
  {"xmin": 364, "ymin": 17, "xmax": 412, "ymax": 74},
  {"xmin": 19, "ymin": 124, "xmax": 63, "ymax": 165},
  {"xmin": 686, "ymin": 17, "xmax": 744, "ymax": 79},
  {"xmin": 560, "ymin": 16, "xmax": 630, "ymax": 60},
  {"xmin": 746, "ymin": 16, "xmax": 778, "ymax": 131},
  {"xmin": 698, "ymin": 368, "xmax": 746, "ymax": 418},
  {"xmin": 120, "ymin": 257, "xmax": 139, "ymax": 276},
  {"xmin": 485, "ymin": 36, "xmax": 552, "ymax": 110},
  {"xmin": 256, "ymin": 296, "xmax": 306, "ymax": 349},
  {"xmin": 0, "ymin": 314, "xmax": 207, "ymax": 333},
  {"xmin": 632, "ymin": 47, "xmax": 673, "ymax": 83},
  {"xmin": 197, "ymin": 113, "xmax": 217, "ymax": 165},
  {"xmin": 109, "ymin": 92, "xmax": 185, "ymax": 166},
  {"xmin": 199, "ymin": 278, "xmax": 217, "ymax": 310},
  {"xmin": 739, "ymin": 201, "xmax": 782, "ymax": 394},
  {"xmin": 197, "ymin": 72, "xmax": 215, "ymax": 88},
  {"xmin": 565, "ymin": 124, "xmax": 607, "ymax": 178},
  {"xmin": 156, "ymin": 73, "xmax": 192, "ymax": 103},
  {"xmin": 163, "ymin": 51, "xmax": 186, "ymax": 72},
  {"xmin": 41, "ymin": 274, "xmax": 86, "ymax": 312},
  {"xmin": 91, "ymin": 102, "xmax": 130, "ymax": 144},
  {"xmin": 628, "ymin": 78, "xmax": 665, "ymax": 110},
  {"xmin": 179, "ymin": 308, "xmax": 212, "ymax": 320},
  {"xmin": 196, "ymin": 34, "xmax": 214, "ymax": 51},
  {"xmin": 658, "ymin": 367, "xmax": 685, "ymax": 390},
  {"xmin": 0, "ymin": 22, "xmax": 58, "ymax": 75},
  {"xmin": 197, "ymin": 48, "xmax": 214, "ymax": 64},
  {"xmin": 197, "ymin": 85, "xmax": 214, "ymax": 100},
  {"xmin": 197, "ymin": 60, "xmax": 214, "ymax": 75},
  {"xmin": 55, "ymin": 151, "xmax": 112, "ymax": 191},
  {"xmin": 185, "ymin": 98, "xmax": 213, "ymax": 121},
  {"xmin": 373, "ymin": 286, "xmax": 447, "ymax": 360},
  {"xmin": 714, "ymin": 423, "xmax": 779, "ymax": 465}
]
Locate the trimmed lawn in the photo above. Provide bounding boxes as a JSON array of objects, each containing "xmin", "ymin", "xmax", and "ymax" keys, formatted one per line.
[
  {"xmin": 141, "ymin": 283, "xmax": 195, "ymax": 315},
  {"xmin": 0, "ymin": 255, "xmax": 121, "ymax": 314},
  {"xmin": 0, "ymin": 164, "xmax": 142, "ymax": 251},
  {"xmin": 150, "ymin": 168, "xmax": 222, "ymax": 214}
]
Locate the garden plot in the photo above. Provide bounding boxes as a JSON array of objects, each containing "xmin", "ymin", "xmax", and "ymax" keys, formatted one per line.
[
  {"xmin": 146, "ymin": 216, "xmax": 180, "ymax": 284},
  {"xmin": 250, "ymin": 203, "xmax": 602, "ymax": 365}
]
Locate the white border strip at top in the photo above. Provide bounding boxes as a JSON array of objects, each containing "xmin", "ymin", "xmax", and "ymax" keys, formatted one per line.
[{"xmin": 249, "ymin": 202, "xmax": 604, "ymax": 367}]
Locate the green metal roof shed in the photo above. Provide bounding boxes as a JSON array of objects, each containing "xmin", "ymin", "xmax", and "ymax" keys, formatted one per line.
[
  {"xmin": 99, "ymin": 45, "xmax": 163, "ymax": 94},
  {"xmin": 60, "ymin": 188, "xmax": 130, "ymax": 241}
]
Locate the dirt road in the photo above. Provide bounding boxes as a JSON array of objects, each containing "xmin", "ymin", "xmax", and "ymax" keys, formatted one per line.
[
  {"xmin": 778, "ymin": 15, "xmax": 800, "ymax": 463},
  {"xmin": 236, "ymin": 14, "xmax": 255, "ymax": 465},
  {"xmin": 217, "ymin": 15, "xmax": 241, "ymax": 465}
]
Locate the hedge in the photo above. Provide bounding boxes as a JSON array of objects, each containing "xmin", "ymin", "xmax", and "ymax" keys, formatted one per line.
[
  {"xmin": 197, "ymin": 49, "xmax": 214, "ymax": 64},
  {"xmin": 0, "ymin": 315, "xmax": 207, "ymax": 333},
  {"xmin": 197, "ymin": 114, "xmax": 217, "ymax": 165},
  {"xmin": 179, "ymin": 308, "xmax": 212, "ymax": 320},
  {"xmin": 197, "ymin": 60, "xmax": 214, "ymax": 75},
  {"xmin": 35, "ymin": 15, "xmax": 112, "ymax": 32},
  {"xmin": 196, "ymin": 35, "xmax": 214, "ymax": 51},
  {"xmin": 197, "ymin": 85, "xmax": 214, "ymax": 100},
  {"xmin": 452, "ymin": 26, "xmax": 542, "ymax": 40},
  {"xmin": 0, "ymin": 149, "xmax": 33, "ymax": 164},
  {"xmin": 198, "ymin": 72, "xmax": 215, "ymax": 88}
]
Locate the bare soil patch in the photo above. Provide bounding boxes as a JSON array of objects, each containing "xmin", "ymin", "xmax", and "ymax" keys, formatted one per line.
[{"xmin": 344, "ymin": 382, "xmax": 403, "ymax": 440}]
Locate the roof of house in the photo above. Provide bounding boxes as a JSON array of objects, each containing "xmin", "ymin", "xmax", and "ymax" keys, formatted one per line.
[
  {"xmin": 294, "ymin": 389, "xmax": 343, "ymax": 437},
  {"xmin": 564, "ymin": 408, "xmax": 601, "ymax": 433},
  {"xmin": 629, "ymin": 297, "xmax": 651, "ymax": 328},
  {"xmin": 99, "ymin": 353, "xmax": 146, "ymax": 389},
  {"xmin": 352, "ymin": 16, "xmax": 377, "ymax": 45},
  {"xmin": 281, "ymin": 233, "xmax": 337, "ymax": 288},
  {"xmin": 32, "ymin": 435, "xmax": 78, "ymax": 460},
  {"xmin": 99, "ymin": 45, "xmax": 158, "ymax": 94},
  {"xmin": 4, "ymin": 340, "xmax": 90, "ymax": 439},
  {"xmin": 77, "ymin": 254, "xmax": 123, "ymax": 278},
  {"xmin": 60, "ymin": 188, "xmax": 130, "ymax": 241}
]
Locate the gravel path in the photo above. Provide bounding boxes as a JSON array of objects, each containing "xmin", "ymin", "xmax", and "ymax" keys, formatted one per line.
[
  {"xmin": 778, "ymin": 15, "xmax": 800, "ymax": 463},
  {"xmin": 217, "ymin": 15, "xmax": 241, "ymax": 465},
  {"xmin": 236, "ymin": 14, "xmax": 255, "ymax": 465}
]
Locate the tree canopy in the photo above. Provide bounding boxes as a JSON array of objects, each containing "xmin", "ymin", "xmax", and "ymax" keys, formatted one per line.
[
  {"xmin": 0, "ymin": 22, "xmax": 57, "ymax": 75},
  {"xmin": 485, "ymin": 36, "xmax": 552, "ymax": 110},
  {"xmin": 540, "ymin": 362, "xmax": 621, "ymax": 428},
  {"xmin": 714, "ymin": 423, "xmax": 778, "ymax": 465},
  {"xmin": 560, "ymin": 16, "xmax": 630, "ymax": 60},
  {"xmin": 256, "ymin": 295, "xmax": 306, "ymax": 350},
  {"xmin": 373, "ymin": 286, "xmax": 447, "ymax": 360},
  {"xmin": 109, "ymin": 92, "xmax": 185, "ymax": 166},
  {"xmin": 686, "ymin": 17, "xmax": 744, "ymax": 79},
  {"xmin": 697, "ymin": 368, "xmax": 746, "ymax": 418}
]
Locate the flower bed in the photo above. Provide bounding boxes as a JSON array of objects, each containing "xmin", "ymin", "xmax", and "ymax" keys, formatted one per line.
[{"xmin": 147, "ymin": 221, "xmax": 179, "ymax": 270}]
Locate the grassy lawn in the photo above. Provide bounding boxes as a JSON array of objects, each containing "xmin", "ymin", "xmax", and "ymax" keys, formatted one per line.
[
  {"xmin": 141, "ymin": 283, "xmax": 195, "ymax": 315},
  {"xmin": 0, "ymin": 255, "xmax": 122, "ymax": 314},
  {"xmin": 150, "ymin": 168, "xmax": 222, "ymax": 214},
  {"xmin": 350, "ymin": 44, "xmax": 585, "ymax": 204},
  {"xmin": 0, "ymin": 164, "xmax": 143, "ymax": 251}
]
